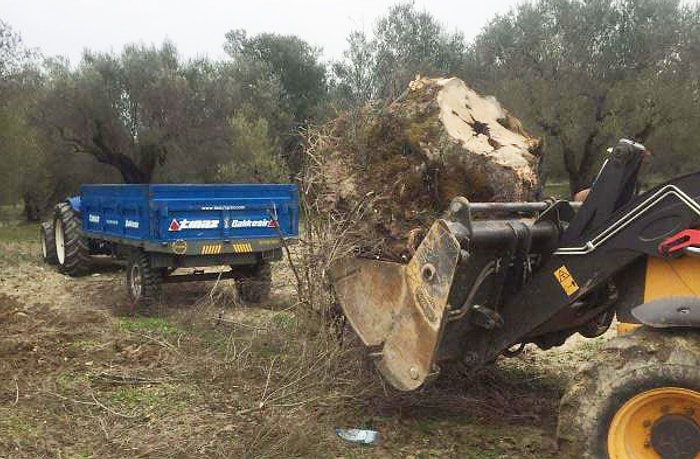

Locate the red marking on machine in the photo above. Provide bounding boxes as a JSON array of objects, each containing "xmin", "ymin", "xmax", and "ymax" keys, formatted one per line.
[
  {"xmin": 658, "ymin": 229, "xmax": 700, "ymax": 256},
  {"xmin": 169, "ymin": 218, "xmax": 220, "ymax": 231},
  {"xmin": 168, "ymin": 219, "xmax": 181, "ymax": 232}
]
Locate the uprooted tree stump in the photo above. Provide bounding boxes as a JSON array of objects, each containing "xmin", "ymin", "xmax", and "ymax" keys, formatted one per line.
[{"xmin": 302, "ymin": 76, "xmax": 543, "ymax": 262}]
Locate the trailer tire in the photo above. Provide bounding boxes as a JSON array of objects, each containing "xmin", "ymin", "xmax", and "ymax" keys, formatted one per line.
[
  {"xmin": 557, "ymin": 328, "xmax": 700, "ymax": 459},
  {"xmin": 54, "ymin": 202, "xmax": 90, "ymax": 276},
  {"xmin": 234, "ymin": 262, "xmax": 272, "ymax": 303},
  {"xmin": 40, "ymin": 221, "xmax": 58, "ymax": 265},
  {"xmin": 126, "ymin": 251, "xmax": 162, "ymax": 307}
]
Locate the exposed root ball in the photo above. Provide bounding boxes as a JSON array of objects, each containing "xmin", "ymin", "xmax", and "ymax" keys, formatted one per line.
[{"xmin": 302, "ymin": 76, "xmax": 542, "ymax": 261}]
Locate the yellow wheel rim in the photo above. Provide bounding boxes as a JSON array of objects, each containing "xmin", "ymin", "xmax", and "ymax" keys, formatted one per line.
[
  {"xmin": 616, "ymin": 322, "xmax": 643, "ymax": 336},
  {"xmin": 608, "ymin": 387, "xmax": 700, "ymax": 459}
]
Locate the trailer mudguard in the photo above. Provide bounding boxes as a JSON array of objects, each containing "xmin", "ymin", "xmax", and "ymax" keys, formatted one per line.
[{"xmin": 67, "ymin": 196, "xmax": 81, "ymax": 213}]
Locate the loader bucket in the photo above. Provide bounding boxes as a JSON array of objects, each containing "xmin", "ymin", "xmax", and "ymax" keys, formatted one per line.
[{"xmin": 329, "ymin": 220, "xmax": 461, "ymax": 391}]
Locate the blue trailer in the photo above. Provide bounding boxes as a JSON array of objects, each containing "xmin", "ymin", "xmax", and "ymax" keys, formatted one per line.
[{"xmin": 41, "ymin": 184, "xmax": 299, "ymax": 306}]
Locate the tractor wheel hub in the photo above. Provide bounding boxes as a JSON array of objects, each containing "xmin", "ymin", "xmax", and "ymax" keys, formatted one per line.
[{"xmin": 651, "ymin": 414, "xmax": 700, "ymax": 459}]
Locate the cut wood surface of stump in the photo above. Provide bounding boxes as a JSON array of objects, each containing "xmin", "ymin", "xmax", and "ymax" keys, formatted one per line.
[{"xmin": 303, "ymin": 76, "xmax": 542, "ymax": 261}]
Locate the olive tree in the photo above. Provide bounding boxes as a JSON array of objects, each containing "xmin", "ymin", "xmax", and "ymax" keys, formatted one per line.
[{"xmin": 467, "ymin": 0, "xmax": 700, "ymax": 192}]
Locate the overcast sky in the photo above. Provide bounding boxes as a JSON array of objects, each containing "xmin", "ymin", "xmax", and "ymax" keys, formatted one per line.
[{"xmin": 1, "ymin": 0, "xmax": 521, "ymax": 64}]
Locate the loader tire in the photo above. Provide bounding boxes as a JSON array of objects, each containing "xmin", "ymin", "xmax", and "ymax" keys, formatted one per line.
[
  {"xmin": 557, "ymin": 328, "xmax": 700, "ymax": 459},
  {"xmin": 126, "ymin": 251, "xmax": 162, "ymax": 308},
  {"xmin": 40, "ymin": 221, "xmax": 58, "ymax": 265},
  {"xmin": 234, "ymin": 261, "xmax": 272, "ymax": 303},
  {"xmin": 54, "ymin": 202, "xmax": 90, "ymax": 276}
]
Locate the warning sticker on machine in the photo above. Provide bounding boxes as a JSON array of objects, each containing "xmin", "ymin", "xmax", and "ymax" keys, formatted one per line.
[{"xmin": 554, "ymin": 265, "xmax": 579, "ymax": 296}]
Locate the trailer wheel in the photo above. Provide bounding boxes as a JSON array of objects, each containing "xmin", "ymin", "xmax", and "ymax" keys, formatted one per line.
[
  {"xmin": 126, "ymin": 252, "xmax": 162, "ymax": 307},
  {"xmin": 40, "ymin": 222, "xmax": 58, "ymax": 265},
  {"xmin": 557, "ymin": 328, "xmax": 700, "ymax": 459},
  {"xmin": 54, "ymin": 202, "xmax": 90, "ymax": 276},
  {"xmin": 234, "ymin": 262, "xmax": 272, "ymax": 303}
]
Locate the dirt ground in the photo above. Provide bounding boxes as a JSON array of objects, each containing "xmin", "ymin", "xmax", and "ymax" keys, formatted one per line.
[{"xmin": 0, "ymin": 217, "xmax": 612, "ymax": 459}]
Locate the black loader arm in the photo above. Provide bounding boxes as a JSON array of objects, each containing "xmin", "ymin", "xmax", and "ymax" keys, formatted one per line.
[
  {"xmin": 561, "ymin": 138, "xmax": 647, "ymax": 244},
  {"xmin": 454, "ymin": 140, "xmax": 700, "ymax": 366}
]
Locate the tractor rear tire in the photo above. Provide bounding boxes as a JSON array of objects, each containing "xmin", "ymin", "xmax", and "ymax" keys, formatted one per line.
[
  {"xmin": 557, "ymin": 328, "xmax": 700, "ymax": 459},
  {"xmin": 54, "ymin": 202, "xmax": 91, "ymax": 276},
  {"xmin": 233, "ymin": 261, "xmax": 272, "ymax": 303},
  {"xmin": 40, "ymin": 222, "xmax": 58, "ymax": 265},
  {"xmin": 126, "ymin": 251, "xmax": 162, "ymax": 308}
]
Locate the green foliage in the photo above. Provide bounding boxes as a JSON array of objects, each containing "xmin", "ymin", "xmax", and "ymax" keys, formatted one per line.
[
  {"xmin": 2, "ymin": 2, "xmax": 700, "ymax": 219},
  {"xmin": 0, "ymin": 101, "xmax": 40, "ymax": 202},
  {"xmin": 0, "ymin": 19, "xmax": 38, "ymax": 80},
  {"xmin": 225, "ymin": 30, "xmax": 328, "ymax": 124},
  {"xmin": 332, "ymin": 3, "xmax": 467, "ymax": 104},
  {"xmin": 466, "ymin": 0, "xmax": 700, "ymax": 192},
  {"xmin": 224, "ymin": 30, "xmax": 329, "ymax": 172},
  {"xmin": 216, "ymin": 112, "xmax": 289, "ymax": 183},
  {"xmin": 1, "ymin": 23, "xmax": 322, "ymax": 218},
  {"xmin": 39, "ymin": 42, "xmax": 204, "ymax": 183},
  {"xmin": 0, "ymin": 21, "xmax": 45, "ymax": 211}
]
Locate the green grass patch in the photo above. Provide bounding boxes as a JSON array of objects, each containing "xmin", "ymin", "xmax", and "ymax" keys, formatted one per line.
[
  {"xmin": 256, "ymin": 339, "xmax": 284, "ymax": 358},
  {"xmin": 0, "ymin": 413, "xmax": 35, "ymax": 436},
  {"xmin": 0, "ymin": 222, "xmax": 39, "ymax": 243},
  {"xmin": 191, "ymin": 327, "xmax": 233, "ymax": 356},
  {"xmin": 56, "ymin": 371, "xmax": 90, "ymax": 390},
  {"xmin": 117, "ymin": 317, "xmax": 184, "ymax": 338},
  {"xmin": 105, "ymin": 384, "xmax": 189, "ymax": 416},
  {"xmin": 64, "ymin": 452, "xmax": 92, "ymax": 459},
  {"xmin": 0, "ymin": 204, "xmax": 24, "ymax": 222},
  {"xmin": 0, "ymin": 244, "xmax": 32, "ymax": 264},
  {"xmin": 272, "ymin": 312, "xmax": 296, "ymax": 331},
  {"xmin": 0, "ymin": 412, "xmax": 39, "ymax": 447},
  {"xmin": 108, "ymin": 386, "xmax": 164, "ymax": 411},
  {"xmin": 578, "ymin": 336, "xmax": 607, "ymax": 358}
]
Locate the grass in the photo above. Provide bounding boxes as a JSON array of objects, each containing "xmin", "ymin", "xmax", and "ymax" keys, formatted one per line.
[
  {"xmin": 0, "ymin": 203, "xmax": 24, "ymax": 221},
  {"xmin": 272, "ymin": 312, "xmax": 297, "ymax": 331},
  {"xmin": 0, "ymin": 206, "xmax": 40, "ymax": 266},
  {"xmin": 0, "ymin": 205, "xmax": 38, "ymax": 242},
  {"xmin": 0, "ymin": 222, "xmax": 39, "ymax": 243},
  {"xmin": 0, "ymin": 215, "xmax": 571, "ymax": 459},
  {"xmin": 0, "ymin": 415, "xmax": 36, "ymax": 438},
  {"xmin": 107, "ymin": 386, "xmax": 172, "ymax": 413},
  {"xmin": 116, "ymin": 316, "xmax": 184, "ymax": 338},
  {"xmin": 578, "ymin": 336, "xmax": 607, "ymax": 358},
  {"xmin": 56, "ymin": 371, "xmax": 91, "ymax": 390}
]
